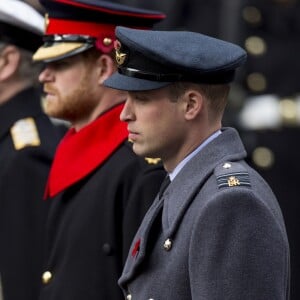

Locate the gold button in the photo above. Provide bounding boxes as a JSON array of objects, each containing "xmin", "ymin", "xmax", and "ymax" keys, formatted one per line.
[
  {"xmin": 126, "ymin": 294, "xmax": 132, "ymax": 300},
  {"xmin": 42, "ymin": 271, "xmax": 52, "ymax": 284},
  {"xmin": 163, "ymin": 238, "xmax": 172, "ymax": 251},
  {"xmin": 103, "ymin": 37, "xmax": 112, "ymax": 46}
]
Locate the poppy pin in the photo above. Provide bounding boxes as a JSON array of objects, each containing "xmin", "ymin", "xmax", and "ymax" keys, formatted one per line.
[{"xmin": 131, "ymin": 238, "xmax": 141, "ymax": 257}]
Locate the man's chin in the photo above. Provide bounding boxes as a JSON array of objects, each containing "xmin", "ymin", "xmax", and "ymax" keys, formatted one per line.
[
  {"xmin": 132, "ymin": 145, "xmax": 155, "ymax": 158},
  {"xmin": 44, "ymin": 107, "xmax": 64, "ymax": 120}
]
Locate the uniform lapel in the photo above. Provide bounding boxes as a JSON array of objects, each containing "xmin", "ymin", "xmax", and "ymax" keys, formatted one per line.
[
  {"xmin": 162, "ymin": 127, "xmax": 247, "ymax": 238},
  {"xmin": 120, "ymin": 194, "xmax": 163, "ymax": 282}
]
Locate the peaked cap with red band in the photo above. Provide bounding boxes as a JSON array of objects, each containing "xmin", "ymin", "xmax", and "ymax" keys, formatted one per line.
[{"xmin": 32, "ymin": 0, "xmax": 165, "ymax": 62}]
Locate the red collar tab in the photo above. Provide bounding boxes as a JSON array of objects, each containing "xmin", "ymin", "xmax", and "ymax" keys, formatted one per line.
[{"xmin": 44, "ymin": 104, "xmax": 128, "ymax": 199}]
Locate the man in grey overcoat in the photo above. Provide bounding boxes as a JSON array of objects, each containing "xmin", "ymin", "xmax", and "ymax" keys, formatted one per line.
[{"xmin": 104, "ymin": 26, "xmax": 290, "ymax": 300}]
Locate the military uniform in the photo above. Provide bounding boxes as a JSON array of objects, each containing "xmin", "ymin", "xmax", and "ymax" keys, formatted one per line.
[
  {"xmin": 38, "ymin": 104, "xmax": 165, "ymax": 300},
  {"xmin": 40, "ymin": 123, "xmax": 165, "ymax": 299},
  {"xmin": 0, "ymin": 88, "xmax": 64, "ymax": 300},
  {"xmin": 0, "ymin": 2, "xmax": 65, "ymax": 299},
  {"xmin": 32, "ymin": 1, "xmax": 166, "ymax": 299},
  {"xmin": 119, "ymin": 128, "xmax": 289, "ymax": 300},
  {"xmin": 114, "ymin": 1, "xmax": 300, "ymax": 298},
  {"xmin": 104, "ymin": 26, "xmax": 290, "ymax": 299}
]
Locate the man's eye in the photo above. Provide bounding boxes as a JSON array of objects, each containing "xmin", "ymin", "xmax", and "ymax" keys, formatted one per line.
[
  {"xmin": 134, "ymin": 94, "xmax": 148, "ymax": 101},
  {"xmin": 51, "ymin": 61, "xmax": 69, "ymax": 69}
]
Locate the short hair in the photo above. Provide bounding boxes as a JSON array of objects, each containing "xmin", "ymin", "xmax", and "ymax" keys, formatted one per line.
[
  {"xmin": 168, "ymin": 81, "xmax": 230, "ymax": 117},
  {"xmin": 18, "ymin": 47, "xmax": 43, "ymax": 86},
  {"xmin": 0, "ymin": 42, "xmax": 42, "ymax": 86},
  {"xmin": 82, "ymin": 46, "xmax": 116, "ymax": 63}
]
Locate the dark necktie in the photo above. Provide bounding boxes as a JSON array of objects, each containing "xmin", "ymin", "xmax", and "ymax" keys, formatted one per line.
[{"xmin": 158, "ymin": 175, "xmax": 171, "ymax": 199}]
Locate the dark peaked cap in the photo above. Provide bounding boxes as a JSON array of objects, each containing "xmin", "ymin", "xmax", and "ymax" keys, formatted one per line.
[
  {"xmin": 33, "ymin": 0, "xmax": 165, "ymax": 63},
  {"xmin": 104, "ymin": 26, "xmax": 247, "ymax": 91},
  {"xmin": 0, "ymin": 0, "xmax": 43, "ymax": 52}
]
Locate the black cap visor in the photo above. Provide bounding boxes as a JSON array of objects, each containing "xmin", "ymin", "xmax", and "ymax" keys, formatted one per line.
[{"xmin": 104, "ymin": 72, "xmax": 172, "ymax": 91}]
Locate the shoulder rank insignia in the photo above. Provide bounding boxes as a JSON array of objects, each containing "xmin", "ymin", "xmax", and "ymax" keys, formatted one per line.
[
  {"xmin": 215, "ymin": 162, "xmax": 251, "ymax": 189},
  {"xmin": 145, "ymin": 157, "xmax": 161, "ymax": 165},
  {"xmin": 10, "ymin": 117, "xmax": 41, "ymax": 150}
]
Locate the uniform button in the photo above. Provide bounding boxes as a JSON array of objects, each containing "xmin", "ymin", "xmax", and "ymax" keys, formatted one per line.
[
  {"xmin": 42, "ymin": 271, "xmax": 52, "ymax": 284},
  {"xmin": 102, "ymin": 243, "xmax": 113, "ymax": 256},
  {"xmin": 103, "ymin": 37, "xmax": 112, "ymax": 46},
  {"xmin": 163, "ymin": 238, "xmax": 172, "ymax": 251},
  {"xmin": 126, "ymin": 294, "xmax": 132, "ymax": 300}
]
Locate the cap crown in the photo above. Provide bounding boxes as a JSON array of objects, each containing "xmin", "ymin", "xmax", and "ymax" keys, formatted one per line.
[
  {"xmin": 116, "ymin": 26, "xmax": 246, "ymax": 79},
  {"xmin": 33, "ymin": 0, "xmax": 165, "ymax": 62},
  {"xmin": 103, "ymin": 26, "xmax": 247, "ymax": 91}
]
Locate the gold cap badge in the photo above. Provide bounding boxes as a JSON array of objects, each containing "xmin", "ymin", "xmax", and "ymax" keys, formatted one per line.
[{"xmin": 114, "ymin": 40, "xmax": 127, "ymax": 66}]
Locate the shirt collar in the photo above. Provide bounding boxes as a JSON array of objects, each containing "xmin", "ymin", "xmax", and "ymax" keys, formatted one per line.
[{"xmin": 169, "ymin": 130, "xmax": 222, "ymax": 181}]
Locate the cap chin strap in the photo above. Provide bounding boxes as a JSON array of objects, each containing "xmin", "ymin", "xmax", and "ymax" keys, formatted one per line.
[
  {"xmin": 118, "ymin": 66, "xmax": 236, "ymax": 84},
  {"xmin": 43, "ymin": 34, "xmax": 95, "ymax": 45},
  {"xmin": 118, "ymin": 67, "xmax": 182, "ymax": 82}
]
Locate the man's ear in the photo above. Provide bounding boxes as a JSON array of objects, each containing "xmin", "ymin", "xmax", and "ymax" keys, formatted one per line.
[
  {"xmin": 0, "ymin": 46, "xmax": 21, "ymax": 81},
  {"xmin": 96, "ymin": 54, "xmax": 116, "ymax": 84},
  {"xmin": 183, "ymin": 90, "xmax": 204, "ymax": 120}
]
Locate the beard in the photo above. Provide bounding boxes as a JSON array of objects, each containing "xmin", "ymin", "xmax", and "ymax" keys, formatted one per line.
[{"xmin": 43, "ymin": 73, "xmax": 98, "ymax": 124}]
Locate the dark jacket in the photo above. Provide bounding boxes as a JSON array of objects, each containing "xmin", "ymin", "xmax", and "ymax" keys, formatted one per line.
[
  {"xmin": 0, "ymin": 87, "xmax": 64, "ymax": 300},
  {"xmin": 39, "ymin": 106, "xmax": 165, "ymax": 300},
  {"xmin": 119, "ymin": 127, "xmax": 290, "ymax": 300}
]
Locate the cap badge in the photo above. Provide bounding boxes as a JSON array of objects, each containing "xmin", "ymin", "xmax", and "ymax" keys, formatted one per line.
[{"xmin": 114, "ymin": 40, "xmax": 127, "ymax": 66}]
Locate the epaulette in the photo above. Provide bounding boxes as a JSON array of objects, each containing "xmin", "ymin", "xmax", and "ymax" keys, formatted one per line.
[
  {"xmin": 214, "ymin": 162, "xmax": 251, "ymax": 189},
  {"xmin": 10, "ymin": 117, "xmax": 41, "ymax": 150},
  {"xmin": 144, "ymin": 157, "xmax": 161, "ymax": 165}
]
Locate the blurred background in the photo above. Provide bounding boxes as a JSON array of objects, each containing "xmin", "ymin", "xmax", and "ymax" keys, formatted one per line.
[{"xmin": 24, "ymin": 0, "xmax": 300, "ymax": 298}]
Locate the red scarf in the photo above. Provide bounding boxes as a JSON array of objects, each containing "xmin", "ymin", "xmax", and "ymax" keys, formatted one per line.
[{"xmin": 44, "ymin": 104, "xmax": 128, "ymax": 198}]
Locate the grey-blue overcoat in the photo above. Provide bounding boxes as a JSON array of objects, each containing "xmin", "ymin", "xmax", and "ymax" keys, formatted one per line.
[{"xmin": 119, "ymin": 127, "xmax": 290, "ymax": 300}]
